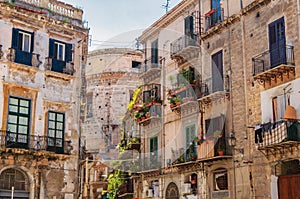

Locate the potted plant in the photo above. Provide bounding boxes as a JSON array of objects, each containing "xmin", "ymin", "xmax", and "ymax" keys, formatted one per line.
[{"xmin": 174, "ymin": 97, "xmax": 181, "ymax": 107}]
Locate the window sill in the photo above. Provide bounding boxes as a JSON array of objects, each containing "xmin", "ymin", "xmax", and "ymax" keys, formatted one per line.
[
  {"xmin": 8, "ymin": 62, "xmax": 39, "ymax": 75},
  {"xmin": 44, "ymin": 70, "xmax": 75, "ymax": 81}
]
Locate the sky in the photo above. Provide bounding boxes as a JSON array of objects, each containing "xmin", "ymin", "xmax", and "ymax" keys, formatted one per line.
[{"xmin": 63, "ymin": 0, "xmax": 182, "ymax": 50}]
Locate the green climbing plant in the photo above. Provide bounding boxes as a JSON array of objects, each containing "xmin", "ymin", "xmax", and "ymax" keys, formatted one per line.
[{"xmin": 107, "ymin": 170, "xmax": 124, "ymax": 199}]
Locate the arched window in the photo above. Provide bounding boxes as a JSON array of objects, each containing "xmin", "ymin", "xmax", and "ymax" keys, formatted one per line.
[
  {"xmin": 213, "ymin": 168, "xmax": 228, "ymax": 191},
  {"xmin": 0, "ymin": 168, "xmax": 29, "ymax": 198},
  {"xmin": 165, "ymin": 182, "xmax": 179, "ymax": 199}
]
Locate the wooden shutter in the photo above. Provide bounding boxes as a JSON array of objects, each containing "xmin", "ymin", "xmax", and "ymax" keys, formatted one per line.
[
  {"xmin": 30, "ymin": 32, "xmax": 34, "ymax": 52},
  {"xmin": 151, "ymin": 39, "xmax": 158, "ymax": 64},
  {"xmin": 49, "ymin": 39, "xmax": 55, "ymax": 58},
  {"xmin": 212, "ymin": 50, "xmax": 223, "ymax": 92},
  {"xmin": 12, "ymin": 28, "xmax": 19, "ymax": 49},
  {"xmin": 65, "ymin": 43, "xmax": 73, "ymax": 62},
  {"xmin": 185, "ymin": 16, "xmax": 194, "ymax": 39}
]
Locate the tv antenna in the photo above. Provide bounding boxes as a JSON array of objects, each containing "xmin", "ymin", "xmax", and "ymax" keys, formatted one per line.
[{"xmin": 162, "ymin": 0, "xmax": 170, "ymax": 13}]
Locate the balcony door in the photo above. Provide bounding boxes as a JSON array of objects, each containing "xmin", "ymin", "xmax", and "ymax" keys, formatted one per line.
[
  {"xmin": 212, "ymin": 50, "xmax": 223, "ymax": 93},
  {"xmin": 268, "ymin": 17, "xmax": 286, "ymax": 68}
]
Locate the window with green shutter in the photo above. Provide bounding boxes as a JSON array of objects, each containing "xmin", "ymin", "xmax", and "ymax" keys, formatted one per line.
[
  {"xmin": 47, "ymin": 111, "xmax": 65, "ymax": 154},
  {"xmin": 7, "ymin": 96, "xmax": 31, "ymax": 149}
]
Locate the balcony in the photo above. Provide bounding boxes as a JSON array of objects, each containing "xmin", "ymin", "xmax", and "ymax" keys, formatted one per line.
[
  {"xmin": 131, "ymin": 84, "xmax": 162, "ymax": 126},
  {"xmin": 252, "ymin": 45, "xmax": 295, "ymax": 87},
  {"xmin": 255, "ymin": 121, "xmax": 300, "ymax": 156},
  {"xmin": 170, "ymin": 36, "xmax": 199, "ymax": 64},
  {"xmin": 197, "ymin": 130, "xmax": 231, "ymax": 160},
  {"xmin": 2, "ymin": 0, "xmax": 84, "ymax": 26},
  {"xmin": 142, "ymin": 156, "xmax": 162, "ymax": 171},
  {"xmin": 197, "ymin": 76, "xmax": 230, "ymax": 105},
  {"xmin": 45, "ymin": 57, "xmax": 75, "ymax": 76},
  {"xmin": 204, "ymin": 8, "xmax": 224, "ymax": 32},
  {"xmin": 118, "ymin": 179, "xmax": 134, "ymax": 198},
  {"xmin": 167, "ymin": 84, "xmax": 201, "ymax": 115},
  {"xmin": 140, "ymin": 57, "xmax": 161, "ymax": 83},
  {"xmin": 0, "ymin": 130, "xmax": 72, "ymax": 155},
  {"xmin": 7, "ymin": 48, "xmax": 42, "ymax": 69}
]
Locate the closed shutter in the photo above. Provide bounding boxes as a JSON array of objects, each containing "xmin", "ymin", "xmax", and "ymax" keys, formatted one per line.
[
  {"xmin": 12, "ymin": 28, "xmax": 19, "ymax": 49},
  {"xmin": 212, "ymin": 50, "xmax": 223, "ymax": 92},
  {"xmin": 65, "ymin": 43, "xmax": 73, "ymax": 62},
  {"xmin": 185, "ymin": 16, "xmax": 194, "ymax": 39},
  {"xmin": 151, "ymin": 39, "xmax": 158, "ymax": 64},
  {"xmin": 30, "ymin": 32, "xmax": 34, "ymax": 52},
  {"xmin": 49, "ymin": 39, "xmax": 55, "ymax": 58}
]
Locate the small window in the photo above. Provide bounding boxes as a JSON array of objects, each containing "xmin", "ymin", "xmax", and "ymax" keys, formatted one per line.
[
  {"xmin": 86, "ymin": 93, "xmax": 93, "ymax": 118},
  {"xmin": 54, "ymin": 42, "xmax": 65, "ymax": 61},
  {"xmin": 132, "ymin": 61, "xmax": 141, "ymax": 68},
  {"xmin": 18, "ymin": 31, "xmax": 31, "ymax": 52},
  {"xmin": 214, "ymin": 169, "xmax": 228, "ymax": 191},
  {"xmin": 0, "ymin": 169, "xmax": 28, "ymax": 191}
]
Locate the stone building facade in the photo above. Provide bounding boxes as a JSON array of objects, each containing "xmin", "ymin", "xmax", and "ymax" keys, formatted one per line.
[
  {"xmin": 115, "ymin": 0, "xmax": 300, "ymax": 199},
  {"xmin": 81, "ymin": 48, "xmax": 142, "ymax": 198},
  {"xmin": 0, "ymin": 0, "xmax": 88, "ymax": 198}
]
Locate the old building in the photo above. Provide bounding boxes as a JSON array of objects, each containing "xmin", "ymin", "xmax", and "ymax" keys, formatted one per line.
[
  {"xmin": 81, "ymin": 48, "xmax": 142, "ymax": 198},
  {"xmin": 112, "ymin": 0, "xmax": 300, "ymax": 199},
  {"xmin": 0, "ymin": 0, "xmax": 88, "ymax": 198}
]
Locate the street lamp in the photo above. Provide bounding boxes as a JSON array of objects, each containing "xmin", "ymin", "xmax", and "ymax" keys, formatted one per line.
[{"xmin": 228, "ymin": 133, "xmax": 244, "ymax": 154}]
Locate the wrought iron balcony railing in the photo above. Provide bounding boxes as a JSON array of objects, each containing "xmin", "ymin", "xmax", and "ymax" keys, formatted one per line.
[
  {"xmin": 0, "ymin": 130, "xmax": 72, "ymax": 155},
  {"xmin": 7, "ymin": 48, "xmax": 42, "ymax": 68},
  {"xmin": 198, "ymin": 76, "xmax": 229, "ymax": 98},
  {"xmin": 140, "ymin": 57, "xmax": 161, "ymax": 73},
  {"xmin": 252, "ymin": 45, "xmax": 295, "ymax": 76},
  {"xmin": 204, "ymin": 8, "xmax": 225, "ymax": 31},
  {"xmin": 170, "ymin": 35, "xmax": 199, "ymax": 57},
  {"xmin": 255, "ymin": 120, "xmax": 300, "ymax": 149}
]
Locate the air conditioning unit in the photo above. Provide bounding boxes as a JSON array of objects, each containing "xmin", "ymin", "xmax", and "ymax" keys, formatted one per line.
[
  {"xmin": 146, "ymin": 188, "xmax": 154, "ymax": 198},
  {"xmin": 181, "ymin": 183, "xmax": 191, "ymax": 194}
]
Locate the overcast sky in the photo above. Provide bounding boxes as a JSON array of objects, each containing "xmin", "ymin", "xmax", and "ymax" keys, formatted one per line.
[{"xmin": 62, "ymin": 0, "xmax": 182, "ymax": 50}]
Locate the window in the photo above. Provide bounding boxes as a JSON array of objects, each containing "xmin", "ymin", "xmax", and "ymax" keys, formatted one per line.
[
  {"xmin": 11, "ymin": 28, "xmax": 34, "ymax": 66},
  {"xmin": 212, "ymin": 50, "xmax": 223, "ymax": 93},
  {"xmin": 132, "ymin": 61, "xmax": 141, "ymax": 68},
  {"xmin": 12, "ymin": 29, "xmax": 33, "ymax": 53},
  {"xmin": 54, "ymin": 42, "xmax": 65, "ymax": 61},
  {"xmin": 213, "ymin": 169, "xmax": 228, "ymax": 191},
  {"xmin": 151, "ymin": 39, "xmax": 158, "ymax": 65},
  {"xmin": 18, "ymin": 31, "xmax": 31, "ymax": 52},
  {"xmin": 7, "ymin": 96, "xmax": 31, "ymax": 148},
  {"xmin": 185, "ymin": 125, "xmax": 196, "ymax": 161},
  {"xmin": 150, "ymin": 136, "xmax": 158, "ymax": 156},
  {"xmin": 0, "ymin": 169, "xmax": 28, "ymax": 191},
  {"xmin": 272, "ymin": 94, "xmax": 290, "ymax": 122},
  {"xmin": 49, "ymin": 39, "xmax": 72, "ymax": 73},
  {"xmin": 86, "ymin": 92, "xmax": 93, "ymax": 118},
  {"xmin": 185, "ymin": 15, "xmax": 194, "ymax": 39},
  {"xmin": 47, "ymin": 111, "xmax": 65, "ymax": 154}
]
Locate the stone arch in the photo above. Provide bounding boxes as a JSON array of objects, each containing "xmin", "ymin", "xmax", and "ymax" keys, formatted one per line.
[
  {"xmin": 165, "ymin": 182, "xmax": 179, "ymax": 199},
  {"xmin": 0, "ymin": 166, "xmax": 34, "ymax": 198}
]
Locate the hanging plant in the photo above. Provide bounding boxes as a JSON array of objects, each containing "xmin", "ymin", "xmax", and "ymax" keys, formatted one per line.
[{"xmin": 127, "ymin": 87, "xmax": 141, "ymax": 111}]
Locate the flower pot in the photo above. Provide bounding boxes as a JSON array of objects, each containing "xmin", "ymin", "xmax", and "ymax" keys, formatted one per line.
[
  {"xmin": 218, "ymin": 151, "xmax": 224, "ymax": 156},
  {"xmin": 176, "ymin": 102, "xmax": 181, "ymax": 106},
  {"xmin": 170, "ymin": 104, "xmax": 175, "ymax": 109}
]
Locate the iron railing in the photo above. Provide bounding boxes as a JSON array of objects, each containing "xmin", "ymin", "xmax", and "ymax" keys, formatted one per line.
[
  {"xmin": 256, "ymin": 121, "xmax": 300, "ymax": 148},
  {"xmin": 198, "ymin": 76, "xmax": 229, "ymax": 98},
  {"xmin": 0, "ymin": 130, "xmax": 72, "ymax": 154},
  {"xmin": 205, "ymin": 8, "xmax": 224, "ymax": 31},
  {"xmin": 7, "ymin": 48, "xmax": 41, "ymax": 68},
  {"xmin": 170, "ymin": 35, "xmax": 199, "ymax": 56},
  {"xmin": 140, "ymin": 57, "xmax": 161, "ymax": 73},
  {"xmin": 252, "ymin": 45, "xmax": 295, "ymax": 76}
]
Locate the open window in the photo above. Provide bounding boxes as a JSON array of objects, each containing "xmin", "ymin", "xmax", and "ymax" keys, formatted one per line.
[{"xmin": 213, "ymin": 168, "xmax": 228, "ymax": 191}]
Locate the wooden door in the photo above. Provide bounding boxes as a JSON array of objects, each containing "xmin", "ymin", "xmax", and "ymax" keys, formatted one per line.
[{"xmin": 278, "ymin": 174, "xmax": 300, "ymax": 199}]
